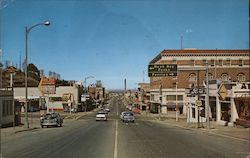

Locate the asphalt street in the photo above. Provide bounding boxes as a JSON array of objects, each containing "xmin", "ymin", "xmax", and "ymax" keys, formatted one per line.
[{"xmin": 1, "ymin": 97, "xmax": 250, "ymax": 158}]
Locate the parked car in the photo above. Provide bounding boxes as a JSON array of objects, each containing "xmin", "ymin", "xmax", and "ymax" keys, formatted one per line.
[
  {"xmin": 121, "ymin": 111, "xmax": 135, "ymax": 123},
  {"xmin": 104, "ymin": 108, "xmax": 110, "ymax": 112},
  {"xmin": 132, "ymin": 108, "xmax": 140, "ymax": 114},
  {"xmin": 40, "ymin": 112, "xmax": 63, "ymax": 128},
  {"xmin": 96, "ymin": 111, "xmax": 108, "ymax": 121}
]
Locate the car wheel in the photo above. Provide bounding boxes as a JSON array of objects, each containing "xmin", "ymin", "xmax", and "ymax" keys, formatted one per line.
[{"xmin": 41, "ymin": 125, "xmax": 44, "ymax": 128}]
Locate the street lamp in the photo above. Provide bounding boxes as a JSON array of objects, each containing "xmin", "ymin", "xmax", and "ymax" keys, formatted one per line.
[
  {"xmin": 25, "ymin": 21, "xmax": 50, "ymax": 128},
  {"xmin": 84, "ymin": 76, "xmax": 94, "ymax": 112},
  {"xmin": 84, "ymin": 76, "xmax": 95, "ymax": 112}
]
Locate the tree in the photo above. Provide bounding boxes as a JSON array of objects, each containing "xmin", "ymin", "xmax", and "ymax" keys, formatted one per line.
[{"xmin": 27, "ymin": 63, "xmax": 40, "ymax": 81}]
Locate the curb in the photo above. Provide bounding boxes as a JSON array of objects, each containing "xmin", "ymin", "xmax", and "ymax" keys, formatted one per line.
[
  {"xmin": 150, "ymin": 119, "xmax": 250, "ymax": 143},
  {"xmin": 14, "ymin": 127, "xmax": 40, "ymax": 134}
]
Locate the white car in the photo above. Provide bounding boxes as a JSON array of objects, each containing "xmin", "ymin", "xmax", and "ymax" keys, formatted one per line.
[{"xmin": 96, "ymin": 111, "xmax": 108, "ymax": 121}]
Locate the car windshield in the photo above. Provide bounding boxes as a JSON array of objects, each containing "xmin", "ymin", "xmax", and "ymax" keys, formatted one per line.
[
  {"xmin": 44, "ymin": 114, "xmax": 57, "ymax": 119},
  {"xmin": 124, "ymin": 113, "xmax": 133, "ymax": 116},
  {"xmin": 97, "ymin": 112, "xmax": 106, "ymax": 115},
  {"xmin": 1, "ymin": 1, "xmax": 249, "ymax": 158}
]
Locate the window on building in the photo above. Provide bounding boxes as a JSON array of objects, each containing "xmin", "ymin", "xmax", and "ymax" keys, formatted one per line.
[
  {"xmin": 239, "ymin": 59, "xmax": 243, "ymax": 66},
  {"xmin": 177, "ymin": 95, "xmax": 183, "ymax": 101},
  {"xmin": 225, "ymin": 59, "xmax": 230, "ymax": 66},
  {"xmin": 150, "ymin": 94, "xmax": 155, "ymax": 101},
  {"xmin": 237, "ymin": 73, "xmax": 246, "ymax": 82},
  {"xmin": 218, "ymin": 59, "xmax": 222, "ymax": 66},
  {"xmin": 203, "ymin": 59, "xmax": 207, "ymax": 66},
  {"xmin": 189, "ymin": 73, "xmax": 197, "ymax": 83},
  {"xmin": 166, "ymin": 95, "xmax": 183, "ymax": 101},
  {"xmin": 221, "ymin": 73, "xmax": 229, "ymax": 81},
  {"xmin": 205, "ymin": 73, "xmax": 213, "ymax": 80},
  {"xmin": 210, "ymin": 59, "xmax": 215, "ymax": 66},
  {"xmin": 190, "ymin": 59, "xmax": 195, "ymax": 66},
  {"xmin": 167, "ymin": 95, "xmax": 176, "ymax": 101},
  {"xmin": 208, "ymin": 73, "xmax": 213, "ymax": 80},
  {"xmin": 189, "ymin": 73, "xmax": 197, "ymax": 88},
  {"xmin": 172, "ymin": 58, "xmax": 177, "ymax": 64}
]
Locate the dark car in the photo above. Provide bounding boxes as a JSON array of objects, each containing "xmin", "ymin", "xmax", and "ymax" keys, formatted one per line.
[
  {"xmin": 121, "ymin": 112, "xmax": 135, "ymax": 123},
  {"xmin": 40, "ymin": 112, "xmax": 63, "ymax": 128}
]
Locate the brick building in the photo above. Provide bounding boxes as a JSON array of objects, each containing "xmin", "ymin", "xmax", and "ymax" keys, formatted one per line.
[{"xmin": 149, "ymin": 49, "xmax": 250, "ymax": 125}]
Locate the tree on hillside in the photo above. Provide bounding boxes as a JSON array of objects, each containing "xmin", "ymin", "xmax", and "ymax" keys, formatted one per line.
[{"xmin": 27, "ymin": 63, "xmax": 40, "ymax": 81}]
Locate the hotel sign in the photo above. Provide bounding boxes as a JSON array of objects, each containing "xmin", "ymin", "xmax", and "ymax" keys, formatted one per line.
[{"xmin": 148, "ymin": 64, "xmax": 177, "ymax": 77}]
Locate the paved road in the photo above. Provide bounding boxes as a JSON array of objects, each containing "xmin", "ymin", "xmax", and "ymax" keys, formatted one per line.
[{"xmin": 1, "ymin": 97, "xmax": 250, "ymax": 158}]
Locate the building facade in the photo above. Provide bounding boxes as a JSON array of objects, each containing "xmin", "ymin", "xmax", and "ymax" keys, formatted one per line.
[
  {"xmin": 13, "ymin": 84, "xmax": 84, "ymax": 112},
  {"xmin": 0, "ymin": 90, "xmax": 14, "ymax": 127},
  {"xmin": 149, "ymin": 49, "xmax": 250, "ymax": 125}
]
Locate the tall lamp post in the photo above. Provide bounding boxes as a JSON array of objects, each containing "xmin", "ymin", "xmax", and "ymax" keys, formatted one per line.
[
  {"xmin": 84, "ymin": 76, "xmax": 94, "ymax": 112},
  {"xmin": 25, "ymin": 21, "xmax": 50, "ymax": 128}
]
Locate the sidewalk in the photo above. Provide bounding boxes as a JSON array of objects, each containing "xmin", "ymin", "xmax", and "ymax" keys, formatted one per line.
[
  {"xmin": 1, "ymin": 109, "xmax": 99, "ymax": 136},
  {"xmin": 139, "ymin": 113, "xmax": 250, "ymax": 142},
  {"xmin": 1, "ymin": 118, "xmax": 41, "ymax": 136}
]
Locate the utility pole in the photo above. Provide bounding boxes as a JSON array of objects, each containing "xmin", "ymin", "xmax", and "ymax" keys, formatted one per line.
[
  {"xmin": 197, "ymin": 70, "xmax": 200, "ymax": 128},
  {"xmin": 175, "ymin": 77, "xmax": 178, "ymax": 122},
  {"xmin": 180, "ymin": 36, "xmax": 183, "ymax": 50},
  {"xmin": 159, "ymin": 84, "xmax": 162, "ymax": 120},
  {"xmin": 124, "ymin": 78, "xmax": 127, "ymax": 91},
  {"xmin": 205, "ymin": 61, "xmax": 210, "ymax": 129}
]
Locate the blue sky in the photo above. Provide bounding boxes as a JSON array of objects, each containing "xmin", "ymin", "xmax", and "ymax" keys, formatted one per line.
[{"xmin": 0, "ymin": 0, "xmax": 249, "ymax": 89}]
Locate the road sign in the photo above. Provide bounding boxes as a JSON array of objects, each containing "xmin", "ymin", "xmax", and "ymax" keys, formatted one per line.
[
  {"xmin": 196, "ymin": 100, "xmax": 202, "ymax": 107},
  {"xmin": 148, "ymin": 64, "xmax": 177, "ymax": 77},
  {"xmin": 218, "ymin": 84, "xmax": 228, "ymax": 100},
  {"xmin": 185, "ymin": 86, "xmax": 206, "ymax": 95}
]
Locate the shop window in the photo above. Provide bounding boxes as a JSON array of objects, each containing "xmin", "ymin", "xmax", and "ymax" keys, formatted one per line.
[
  {"xmin": 166, "ymin": 95, "xmax": 183, "ymax": 101},
  {"xmin": 167, "ymin": 95, "xmax": 176, "ymax": 101}
]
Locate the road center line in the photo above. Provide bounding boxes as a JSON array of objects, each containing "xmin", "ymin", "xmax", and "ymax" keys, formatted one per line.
[{"xmin": 113, "ymin": 120, "xmax": 118, "ymax": 158}]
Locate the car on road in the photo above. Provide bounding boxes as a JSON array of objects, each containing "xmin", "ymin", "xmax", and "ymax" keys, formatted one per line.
[
  {"xmin": 120, "ymin": 111, "xmax": 129, "ymax": 120},
  {"xmin": 104, "ymin": 108, "xmax": 110, "ymax": 112},
  {"xmin": 96, "ymin": 111, "xmax": 108, "ymax": 121},
  {"xmin": 121, "ymin": 111, "xmax": 135, "ymax": 123},
  {"xmin": 40, "ymin": 112, "xmax": 63, "ymax": 128}
]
